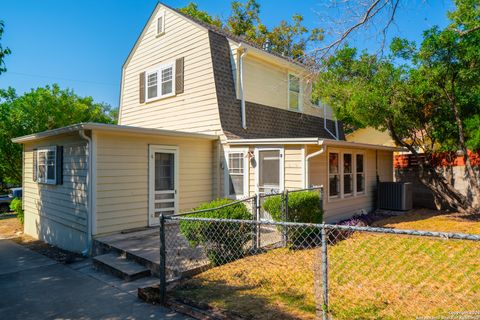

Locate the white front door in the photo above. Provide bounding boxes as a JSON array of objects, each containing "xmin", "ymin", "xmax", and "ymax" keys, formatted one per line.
[{"xmin": 149, "ymin": 146, "xmax": 179, "ymax": 226}]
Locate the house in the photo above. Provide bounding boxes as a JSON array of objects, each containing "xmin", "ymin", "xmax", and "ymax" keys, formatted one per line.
[
  {"xmin": 347, "ymin": 127, "xmax": 396, "ymax": 147},
  {"xmin": 12, "ymin": 2, "xmax": 399, "ymax": 254}
]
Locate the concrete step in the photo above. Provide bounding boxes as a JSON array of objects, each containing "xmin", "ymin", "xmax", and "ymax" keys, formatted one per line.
[{"xmin": 93, "ymin": 253, "xmax": 151, "ymax": 282}]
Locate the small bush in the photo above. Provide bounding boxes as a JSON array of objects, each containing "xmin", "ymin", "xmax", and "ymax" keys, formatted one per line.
[
  {"xmin": 263, "ymin": 191, "xmax": 323, "ymax": 246},
  {"xmin": 179, "ymin": 198, "xmax": 253, "ymax": 266},
  {"xmin": 10, "ymin": 198, "xmax": 24, "ymax": 224},
  {"xmin": 263, "ymin": 191, "xmax": 323, "ymax": 223}
]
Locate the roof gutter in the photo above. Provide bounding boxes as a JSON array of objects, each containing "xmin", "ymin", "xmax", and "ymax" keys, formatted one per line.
[
  {"xmin": 239, "ymin": 45, "xmax": 248, "ymax": 129},
  {"xmin": 79, "ymin": 129, "xmax": 93, "ymax": 256}
]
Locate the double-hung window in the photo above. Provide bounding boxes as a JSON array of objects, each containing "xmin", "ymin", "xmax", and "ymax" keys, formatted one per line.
[
  {"xmin": 288, "ymin": 74, "xmax": 301, "ymax": 111},
  {"xmin": 343, "ymin": 153, "xmax": 353, "ymax": 196},
  {"xmin": 329, "ymin": 153, "xmax": 340, "ymax": 197},
  {"xmin": 145, "ymin": 63, "xmax": 175, "ymax": 102},
  {"xmin": 356, "ymin": 154, "xmax": 365, "ymax": 193},
  {"xmin": 226, "ymin": 151, "xmax": 247, "ymax": 198},
  {"xmin": 37, "ymin": 146, "xmax": 56, "ymax": 184}
]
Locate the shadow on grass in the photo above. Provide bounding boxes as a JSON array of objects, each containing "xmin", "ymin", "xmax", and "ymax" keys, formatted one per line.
[{"xmin": 173, "ymin": 278, "xmax": 315, "ymax": 320}]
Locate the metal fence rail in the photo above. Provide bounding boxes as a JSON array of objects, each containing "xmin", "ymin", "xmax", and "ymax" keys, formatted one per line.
[
  {"xmin": 158, "ymin": 215, "xmax": 480, "ymax": 319},
  {"xmin": 159, "ymin": 186, "xmax": 480, "ymax": 319}
]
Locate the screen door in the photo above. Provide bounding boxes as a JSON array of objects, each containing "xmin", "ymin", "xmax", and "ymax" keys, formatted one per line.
[{"xmin": 149, "ymin": 146, "xmax": 178, "ymax": 226}]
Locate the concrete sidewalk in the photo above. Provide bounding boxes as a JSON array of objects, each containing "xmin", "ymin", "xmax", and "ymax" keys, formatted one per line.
[{"xmin": 0, "ymin": 240, "xmax": 191, "ymax": 320}]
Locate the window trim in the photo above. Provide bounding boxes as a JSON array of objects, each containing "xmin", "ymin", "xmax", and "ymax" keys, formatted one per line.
[
  {"xmin": 355, "ymin": 153, "xmax": 366, "ymax": 195},
  {"xmin": 37, "ymin": 146, "xmax": 57, "ymax": 185},
  {"xmin": 343, "ymin": 153, "xmax": 353, "ymax": 197},
  {"xmin": 156, "ymin": 11, "xmax": 166, "ymax": 37},
  {"xmin": 224, "ymin": 148, "xmax": 249, "ymax": 199},
  {"xmin": 144, "ymin": 61, "xmax": 176, "ymax": 103},
  {"xmin": 328, "ymin": 149, "xmax": 366, "ymax": 200},
  {"xmin": 287, "ymin": 72, "xmax": 302, "ymax": 112}
]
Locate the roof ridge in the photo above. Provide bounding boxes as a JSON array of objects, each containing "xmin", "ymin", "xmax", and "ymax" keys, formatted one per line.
[{"xmin": 159, "ymin": 1, "xmax": 307, "ymax": 68}]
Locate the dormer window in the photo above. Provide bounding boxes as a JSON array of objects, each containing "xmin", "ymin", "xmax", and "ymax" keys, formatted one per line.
[
  {"xmin": 157, "ymin": 12, "xmax": 165, "ymax": 36},
  {"xmin": 288, "ymin": 74, "xmax": 301, "ymax": 111}
]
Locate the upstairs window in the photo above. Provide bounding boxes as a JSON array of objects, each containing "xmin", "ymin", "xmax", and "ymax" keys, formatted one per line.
[
  {"xmin": 288, "ymin": 74, "xmax": 301, "ymax": 111},
  {"xmin": 145, "ymin": 63, "xmax": 175, "ymax": 102},
  {"xmin": 157, "ymin": 12, "xmax": 165, "ymax": 36}
]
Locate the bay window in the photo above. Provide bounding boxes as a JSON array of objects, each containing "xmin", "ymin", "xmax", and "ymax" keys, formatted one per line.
[
  {"xmin": 356, "ymin": 154, "xmax": 365, "ymax": 193},
  {"xmin": 343, "ymin": 153, "xmax": 353, "ymax": 196}
]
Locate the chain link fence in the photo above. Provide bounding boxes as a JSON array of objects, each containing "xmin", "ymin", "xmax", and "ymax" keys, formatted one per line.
[{"xmin": 157, "ymin": 193, "xmax": 480, "ymax": 319}]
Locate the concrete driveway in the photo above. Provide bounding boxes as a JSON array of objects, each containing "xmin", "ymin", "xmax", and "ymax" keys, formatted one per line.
[{"xmin": 0, "ymin": 240, "xmax": 191, "ymax": 320}]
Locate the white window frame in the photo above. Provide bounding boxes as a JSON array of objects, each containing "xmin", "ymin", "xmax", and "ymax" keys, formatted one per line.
[
  {"xmin": 287, "ymin": 73, "xmax": 302, "ymax": 112},
  {"xmin": 156, "ymin": 11, "xmax": 166, "ymax": 37},
  {"xmin": 355, "ymin": 153, "xmax": 366, "ymax": 195},
  {"xmin": 343, "ymin": 153, "xmax": 353, "ymax": 197},
  {"xmin": 37, "ymin": 146, "xmax": 56, "ymax": 185},
  {"xmin": 145, "ymin": 61, "xmax": 176, "ymax": 102},
  {"xmin": 224, "ymin": 148, "xmax": 249, "ymax": 199},
  {"xmin": 254, "ymin": 147, "xmax": 285, "ymax": 195},
  {"xmin": 328, "ymin": 151, "xmax": 340, "ymax": 199},
  {"xmin": 328, "ymin": 149, "xmax": 366, "ymax": 200}
]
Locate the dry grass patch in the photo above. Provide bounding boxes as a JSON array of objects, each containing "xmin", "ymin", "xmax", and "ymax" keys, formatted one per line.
[{"xmin": 173, "ymin": 211, "xmax": 480, "ymax": 319}]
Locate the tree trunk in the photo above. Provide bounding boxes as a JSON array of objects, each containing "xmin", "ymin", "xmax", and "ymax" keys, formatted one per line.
[{"xmin": 387, "ymin": 121, "xmax": 473, "ymax": 213}]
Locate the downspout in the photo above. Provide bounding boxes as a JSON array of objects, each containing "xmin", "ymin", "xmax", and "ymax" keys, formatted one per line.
[
  {"xmin": 305, "ymin": 141, "xmax": 326, "ymax": 188},
  {"xmin": 79, "ymin": 129, "xmax": 93, "ymax": 256},
  {"xmin": 322, "ymin": 103, "xmax": 338, "ymax": 140},
  {"xmin": 239, "ymin": 46, "xmax": 248, "ymax": 129}
]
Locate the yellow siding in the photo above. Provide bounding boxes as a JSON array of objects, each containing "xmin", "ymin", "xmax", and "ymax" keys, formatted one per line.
[
  {"xmin": 347, "ymin": 127, "xmax": 396, "ymax": 147},
  {"xmin": 23, "ymin": 133, "xmax": 88, "ymax": 252},
  {"xmin": 308, "ymin": 146, "xmax": 394, "ymax": 222},
  {"xmin": 237, "ymin": 52, "xmax": 331, "ymax": 119},
  {"xmin": 284, "ymin": 146, "xmax": 304, "ymax": 190},
  {"xmin": 119, "ymin": 5, "xmax": 221, "ymax": 135},
  {"xmin": 94, "ymin": 131, "xmax": 214, "ymax": 235}
]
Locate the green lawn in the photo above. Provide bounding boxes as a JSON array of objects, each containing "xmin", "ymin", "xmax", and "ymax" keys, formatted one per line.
[{"xmin": 172, "ymin": 210, "xmax": 480, "ymax": 319}]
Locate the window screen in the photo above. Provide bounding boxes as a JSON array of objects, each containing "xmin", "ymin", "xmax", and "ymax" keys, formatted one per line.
[{"xmin": 259, "ymin": 150, "xmax": 280, "ymax": 194}]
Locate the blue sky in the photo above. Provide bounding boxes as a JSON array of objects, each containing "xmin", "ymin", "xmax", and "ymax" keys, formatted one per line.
[{"xmin": 1, "ymin": 0, "xmax": 454, "ymax": 108}]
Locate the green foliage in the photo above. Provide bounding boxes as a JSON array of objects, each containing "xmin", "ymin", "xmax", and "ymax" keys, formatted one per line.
[
  {"xmin": 263, "ymin": 191, "xmax": 323, "ymax": 224},
  {"xmin": 178, "ymin": 2, "xmax": 222, "ymax": 28},
  {"xmin": 0, "ymin": 84, "xmax": 117, "ymax": 185},
  {"xmin": 9, "ymin": 198, "xmax": 23, "ymax": 224},
  {"xmin": 314, "ymin": 0, "xmax": 480, "ymax": 153},
  {"xmin": 179, "ymin": 198, "xmax": 252, "ymax": 266},
  {"xmin": 0, "ymin": 20, "xmax": 11, "ymax": 75},
  {"xmin": 263, "ymin": 191, "xmax": 323, "ymax": 246},
  {"xmin": 179, "ymin": 1, "xmax": 323, "ymax": 60}
]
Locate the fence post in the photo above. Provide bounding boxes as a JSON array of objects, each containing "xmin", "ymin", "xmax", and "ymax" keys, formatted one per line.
[
  {"xmin": 284, "ymin": 190, "xmax": 289, "ymax": 245},
  {"xmin": 252, "ymin": 194, "xmax": 258, "ymax": 250},
  {"xmin": 321, "ymin": 224, "xmax": 329, "ymax": 319},
  {"xmin": 159, "ymin": 213, "xmax": 166, "ymax": 304}
]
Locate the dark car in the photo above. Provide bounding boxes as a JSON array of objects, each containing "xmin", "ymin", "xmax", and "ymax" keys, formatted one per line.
[{"xmin": 0, "ymin": 187, "xmax": 22, "ymax": 213}]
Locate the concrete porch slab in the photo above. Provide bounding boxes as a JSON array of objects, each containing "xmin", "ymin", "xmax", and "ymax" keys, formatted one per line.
[{"xmin": 94, "ymin": 225, "xmax": 210, "ymax": 280}]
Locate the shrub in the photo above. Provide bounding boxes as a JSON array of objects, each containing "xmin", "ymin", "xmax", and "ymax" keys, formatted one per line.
[
  {"xmin": 263, "ymin": 191, "xmax": 323, "ymax": 223},
  {"xmin": 10, "ymin": 198, "xmax": 24, "ymax": 224},
  {"xmin": 179, "ymin": 198, "xmax": 253, "ymax": 266},
  {"xmin": 263, "ymin": 191, "xmax": 323, "ymax": 246}
]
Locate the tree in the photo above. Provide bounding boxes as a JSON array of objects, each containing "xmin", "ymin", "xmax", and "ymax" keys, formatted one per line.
[
  {"xmin": 0, "ymin": 84, "xmax": 116, "ymax": 185},
  {"xmin": 178, "ymin": 2, "xmax": 222, "ymax": 28},
  {"xmin": 0, "ymin": 20, "xmax": 12, "ymax": 75},
  {"xmin": 179, "ymin": 1, "xmax": 324, "ymax": 60},
  {"xmin": 314, "ymin": 0, "xmax": 480, "ymax": 212}
]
